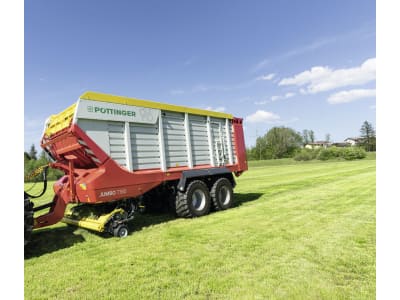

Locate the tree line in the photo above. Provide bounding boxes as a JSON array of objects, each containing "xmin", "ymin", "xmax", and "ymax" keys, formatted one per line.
[
  {"xmin": 24, "ymin": 144, "xmax": 64, "ymax": 182},
  {"xmin": 246, "ymin": 120, "xmax": 376, "ymax": 161},
  {"xmin": 24, "ymin": 120, "xmax": 376, "ymax": 175}
]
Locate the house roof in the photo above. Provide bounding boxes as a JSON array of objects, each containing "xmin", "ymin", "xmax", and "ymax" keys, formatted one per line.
[
  {"xmin": 345, "ymin": 137, "xmax": 364, "ymax": 142},
  {"xmin": 307, "ymin": 141, "xmax": 331, "ymax": 145}
]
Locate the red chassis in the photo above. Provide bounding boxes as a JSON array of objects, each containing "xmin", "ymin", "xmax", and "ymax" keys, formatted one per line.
[{"xmin": 34, "ymin": 118, "xmax": 247, "ymax": 229}]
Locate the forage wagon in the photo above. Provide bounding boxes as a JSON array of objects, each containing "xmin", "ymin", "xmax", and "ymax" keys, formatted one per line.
[{"xmin": 24, "ymin": 91, "xmax": 247, "ymax": 244}]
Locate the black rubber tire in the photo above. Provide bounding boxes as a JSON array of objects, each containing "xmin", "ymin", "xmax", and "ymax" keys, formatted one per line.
[
  {"xmin": 113, "ymin": 224, "xmax": 129, "ymax": 238},
  {"xmin": 175, "ymin": 180, "xmax": 211, "ymax": 218},
  {"xmin": 210, "ymin": 178, "xmax": 234, "ymax": 211},
  {"xmin": 24, "ymin": 194, "xmax": 34, "ymax": 246}
]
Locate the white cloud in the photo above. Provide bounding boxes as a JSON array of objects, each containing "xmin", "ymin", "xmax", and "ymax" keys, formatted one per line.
[
  {"xmin": 327, "ymin": 88, "xmax": 376, "ymax": 104},
  {"xmin": 204, "ymin": 106, "xmax": 226, "ymax": 112},
  {"xmin": 190, "ymin": 80, "xmax": 255, "ymax": 93},
  {"xmin": 271, "ymin": 95, "xmax": 281, "ymax": 102},
  {"xmin": 245, "ymin": 110, "xmax": 280, "ymax": 123},
  {"xmin": 192, "ymin": 84, "xmax": 210, "ymax": 93},
  {"xmin": 256, "ymin": 73, "xmax": 275, "ymax": 81},
  {"xmin": 279, "ymin": 58, "xmax": 376, "ymax": 94},
  {"xmin": 279, "ymin": 66, "xmax": 331, "ymax": 87},
  {"xmin": 284, "ymin": 92, "xmax": 295, "ymax": 98},
  {"xmin": 254, "ymin": 92, "xmax": 296, "ymax": 104},
  {"xmin": 254, "ymin": 100, "xmax": 269, "ymax": 105},
  {"xmin": 299, "ymin": 88, "xmax": 307, "ymax": 95},
  {"xmin": 170, "ymin": 89, "xmax": 185, "ymax": 95},
  {"xmin": 270, "ymin": 92, "xmax": 296, "ymax": 102},
  {"xmin": 253, "ymin": 37, "xmax": 337, "ymax": 72},
  {"xmin": 252, "ymin": 27, "xmax": 375, "ymax": 73}
]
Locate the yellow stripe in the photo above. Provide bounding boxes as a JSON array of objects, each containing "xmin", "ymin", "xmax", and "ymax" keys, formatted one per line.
[
  {"xmin": 80, "ymin": 91, "xmax": 233, "ymax": 119},
  {"xmin": 44, "ymin": 103, "xmax": 77, "ymax": 136}
]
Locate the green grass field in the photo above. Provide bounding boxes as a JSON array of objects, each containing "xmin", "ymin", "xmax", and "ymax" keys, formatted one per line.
[{"xmin": 24, "ymin": 157, "xmax": 376, "ymax": 299}]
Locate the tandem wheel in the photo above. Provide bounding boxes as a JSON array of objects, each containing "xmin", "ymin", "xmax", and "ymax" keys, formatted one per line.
[{"xmin": 113, "ymin": 224, "xmax": 129, "ymax": 238}]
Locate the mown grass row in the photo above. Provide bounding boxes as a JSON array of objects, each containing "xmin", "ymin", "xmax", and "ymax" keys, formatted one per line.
[{"xmin": 25, "ymin": 158, "xmax": 375, "ymax": 299}]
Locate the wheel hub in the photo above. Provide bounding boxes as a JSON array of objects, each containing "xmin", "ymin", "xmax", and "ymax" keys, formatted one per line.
[
  {"xmin": 192, "ymin": 189, "xmax": 206, "ymax": 211},
  {"xmin": 219, "ymin": 186, "xmax": 231, "ymax": 205}
]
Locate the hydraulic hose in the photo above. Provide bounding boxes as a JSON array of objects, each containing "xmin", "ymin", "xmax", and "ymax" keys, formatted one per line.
[{"xmin": 24, "ymin": 166, "xmax": 49, "ymax": 199}]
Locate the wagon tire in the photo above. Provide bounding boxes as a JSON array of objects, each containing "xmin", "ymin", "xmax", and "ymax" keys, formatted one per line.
[
  {"xmin": 113, "ymin": 224, "xmax": 128, "ymax": 238},
  {"xmin": 210, "ymin": 178, "xmax": 234, "ymax": 211},
  {"xmin": 175, "ymin": 180, "xmax": 211, "ymax": 218},
  {"xmin": 24, "ymin": 194, "xmax": 34, "ymax": 246}
]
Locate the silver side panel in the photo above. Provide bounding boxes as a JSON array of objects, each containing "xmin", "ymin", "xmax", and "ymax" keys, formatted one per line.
[
  {"xmin": 76, "ymin": 119, "xmax": 110, "ymax": 154},
  {"xmin": 130, "ymin": 123, "xmax": 160, "ymax": 170},
  {"xmin": 162, "ymin": 112, "xmax": 188, "ymax": 168},
  {"xmin": 76, "ymin": 101, "xmax": 237, "ymax": 171},
  {"xmin": 108, "ymin": 122, "xmax": 127, "ymax": 168},
  {"xmin": 189, "ymin": 115, "xmax": 211, "ymax": 166}
]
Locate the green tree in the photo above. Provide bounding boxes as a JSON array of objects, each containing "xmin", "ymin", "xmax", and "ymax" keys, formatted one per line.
[
  {"xmin": 302, "ymin": 129, "xmax": 310, "ymax": 146},
  {"xmin": 29, "ymin": 144, "xmax": 38, "ymax": 160},
  {"xmin": 309, "ymin": 130, "xmax": 315, "ymax": 144},
  {"xmin": 246, "ymin": 148, "xmax": 255, "ymax": 160},
  {"xmin": 325, "ymin": 133, "xmax": 331, "ymax": 143},
  {"xmin": 265, "ymin": 127, "xmax": 303, "ymax": 159},
  {"xmin": 24, "ymin": 152, "xmax": 31, "ymax": 161},
  {"xmin": 255, "ymin": 135, "xmax": 268, "ymax": 160},
  {"xmin": 24, "ymin": 150, "xmax": 64, "ymax": 182},
  {"xmin": 360, "ymin": 121, "xmax": 376, "ymax": 151}
]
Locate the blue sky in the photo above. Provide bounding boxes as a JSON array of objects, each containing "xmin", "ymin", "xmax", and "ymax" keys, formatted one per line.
[{"xmin": 24, "ymin": 0, "xmax": 376, "ymax": 151}]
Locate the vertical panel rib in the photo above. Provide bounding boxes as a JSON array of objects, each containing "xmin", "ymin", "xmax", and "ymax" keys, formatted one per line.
[
  {"xmin": 226, "ymin": 118, "xmax": 233, "ymax": 165},
  {"xmin": 124, "ymin": 121, "xmax": 133, "ymax": 171},
  {"xmin": 185, "ymin": 113, "xmax": 193, "ymax": 168},
  {"xmin": 207, "ymin": 116, "xmax": 215, "ymax": 167},
  {"xmin": 159, "ymin": 113, "xmax": 167, "ymax": 171}
]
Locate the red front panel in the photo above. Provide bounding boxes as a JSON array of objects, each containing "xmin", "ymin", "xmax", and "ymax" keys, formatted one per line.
[{"xmin": 232, "ymin": 118, "xmax": 248, "ymax": 174}]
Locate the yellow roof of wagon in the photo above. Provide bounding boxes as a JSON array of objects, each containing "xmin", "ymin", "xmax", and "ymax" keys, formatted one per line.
[
  {"xmin": 80, "ymin": 91, "xmax": 233, "ymax": 119},
  {"xmin": 44, "ymin": 91, "xmax": 233, "ymax": 137}
]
